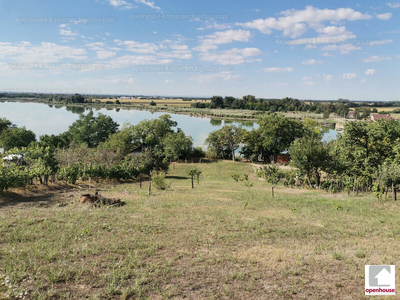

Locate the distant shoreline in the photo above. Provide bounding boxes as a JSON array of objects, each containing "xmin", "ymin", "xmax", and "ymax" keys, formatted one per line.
[{"xmin": 1, "ymin": 98, "xmax": 342, "ymax": 129}]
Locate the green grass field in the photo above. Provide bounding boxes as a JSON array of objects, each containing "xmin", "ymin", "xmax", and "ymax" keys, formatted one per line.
[{"xmin": 1, "ymin": 161, "xmax": 399, "ymax": 299}]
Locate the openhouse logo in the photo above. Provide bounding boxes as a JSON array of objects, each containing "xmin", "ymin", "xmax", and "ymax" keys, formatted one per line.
[{"xmin": 365, "ymin": 265, "xmax": 395, "ymax": 296}]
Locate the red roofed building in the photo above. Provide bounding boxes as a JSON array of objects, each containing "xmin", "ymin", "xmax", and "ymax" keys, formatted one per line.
[{"xmin": 371, "ymin": 114, "xmax": 392, "ymax": 121}]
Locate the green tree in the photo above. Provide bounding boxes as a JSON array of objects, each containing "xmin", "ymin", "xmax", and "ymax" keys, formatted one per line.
[
  {"xmin": 257, "ymin": 114, "xmax": 304, "ymax": 163},
  {"xmin": 100, "ymin": 125, "xmax": 135, "ymax": 158},
  {"xmin": 0, "ymin": 127, "xmax": 36, "ymax": 150},
  {"xmin": 240, "ymin": 129, "xmax": 264, "ymax": 162},
  {"xmin": 70, "ymin": 93, "xmax": 85, "ymax": 103},
  {"xmin": 0, "ymin": 118, "xmax": 14, "ymax": 135},
  {"xmin": 25, "ymin": 143, "xmax": 59, "ymax": 185},
  {"xmin": 380, "ymin": 164, "xmax": 400, "ymax": 201},
  {"xmin": 187, "ymin": 167, "xmax": 202, "ymax": 188},
  {"xmin": 289, "ymin": 134, "xmax": 331, "ymax": 187},
  {"xmin": 205, "ymin": 125, "xmax": 245, "ymax": 161},
  {"xmin": 67, "ymin": 111, "xmax": 119, "ymax": 147},
  {"xmin": 39, "ymin": 134, "xmax": 70, "ymax": 149},
  {"xmin": 163, "ymin": 129, "xmax": 193, "ymax": 162},
  {"xmin": 211, "ymin": 96, "xmax": 224, "ymax": 108}
]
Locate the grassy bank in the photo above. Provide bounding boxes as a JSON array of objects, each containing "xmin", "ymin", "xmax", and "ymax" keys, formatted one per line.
[{"xmin": 1, "ymin": 161, "xmax": 399, "ymax": 299}]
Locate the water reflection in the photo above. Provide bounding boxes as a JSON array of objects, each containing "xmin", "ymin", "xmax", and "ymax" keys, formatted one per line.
[
  {"xmin": 65, "ymin": 106, "xmax": 86, "ymax": 114},
  {"xmin": 210, "ymin": 119, "xmax": 222, "ymax": 126},
  {"xmin": 0, "ymin": 102, "xmax": 337, "ymax": 148}
]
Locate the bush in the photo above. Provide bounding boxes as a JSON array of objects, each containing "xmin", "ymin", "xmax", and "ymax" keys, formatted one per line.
[
  {"xmin": 192, "ymin": 147, "xmax": 206, "ymax": 158},
  {"xmin": 231, "ymin": 174, "xmax": 240, "ymax": 182},
  {"xmin": 150, "ymin": 101, "xmax": 157, "ymax": 106},
  {"xmin": 151, "ymin": 170, "xmax": 168, "ymax": 190}
]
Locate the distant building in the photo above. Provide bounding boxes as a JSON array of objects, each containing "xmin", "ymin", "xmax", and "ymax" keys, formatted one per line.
[
  {"xmin": 371, "ymin": 114, "xmax": 392, "ymax": 121},
  {"xmin": 347, "ymin": 111, "xmax": 355, "ymax": 119}
]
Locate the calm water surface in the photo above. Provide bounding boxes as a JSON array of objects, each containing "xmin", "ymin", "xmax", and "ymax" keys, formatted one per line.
[{"xmin": 0, "ymin": 102, "xmax": 337, "ymax": 148}]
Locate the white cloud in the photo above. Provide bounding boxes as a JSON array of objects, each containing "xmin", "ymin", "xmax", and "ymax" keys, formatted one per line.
[
  {"xmin": 387, "ymin": 2, "xmax": 400, "ymax": 8},
  {"xmin": 302, "ymin": 59, "xmax": 324, "ymax": 65},
  {"xmin": 377, "ymin": 13, "xmax": 393, "ymax": 20},
  {"xmin": 109, "ymin": 55, "xmax": 172, "ymax": 68},
  {"xmin": 197, "ymin": 21, "xmax": 232, "ymax": 31},
  {"xmin": 315, "ymin": 26, "xmax": 352, "ymax": 36},
  {"xmin": 194, "ymin": 29, "xmax": 252, "ymax": 52},
  {"xmin": 321, "ymin": 44, "xmax": 361, "ymax": 54},
  {"xmin": 109, "ymin": 0, "xmax": 135, "ymax": 9},
  {"xmin": 105, "ymin": 32, "xmax": 111, "ymax": 36},
  {"xmin": 83, "ymin": 75, "xmax": 135, "ymax": 84},
  {"xmin": 365, "ymin": 69, "xmax": 376, "ymax": 75},
  {"xmin": 112, "ymin": 37, "xmax": 192, "ymax": 62},
  {"xmin": 0, "ymin": 42, "xmax": 86, "ymax": 63},
  {"xmin": 264, "ymin": 67, "xmax": 294, "ymax": 73},
  {"xmin": 342, "ymin": 73, "xmax": 357, "ymax": 79},
  {"xmin": 303, "ymin": 81, "xmax": 314, "ymax": 85},
  {"xmin": 320, "ymin": 52, "xmax": 335, "ymax": 57},
  {"xmin": 165, "ymin": 79, "xmax": 173, "ymax": 84},
  {"xmin": 59, "ymin": 29, "xmax": 78, "ymax": 37},
  {"xmin": 199, "ymin": 47, "xmax": 262, "ymax": 65},
  {"xmin": 86, "ymin": 42, "xmax": 106, "ymax": 51},
  {"xmin": 238, "ymin": 6, "xmax": 372, "ymax": 38},
  {"xmin": 97, "ymin": 50, "xmax": 117, "ymax": 59},
  {"xmin": 246, "ymin": 58, "xmax": 262, "ymax": 63},
  {"xmin": 284, "ymin": 27, "xmax": 356, "ymax": 47},
  {"xmin": 369, "ymin": 39, "xmax": 393, "ymax": 46},
  {"xmin": 109, "ymin": 0, "xmax": 161, "ymax": 10},
  {"xmin": 114, "ymin": 39, "xmax": 158, "ymax": 54},
  {"xmin": 362, "ymin": 55, "xmax": 392, "ymax": 62},
  {"xmin": 133, "ymin": 0, "xmax": 161, "ymax": 10},
  {"xmin": 323, "ymin": 74, "xmax": 333, "ymax": 81},
  {"xmin": 302, "ymin": 76, "xmax": 312, "ymax": 81},
  {"xmin": 190, "ymin": 71, "xmax": 243, "ymax": 83}
]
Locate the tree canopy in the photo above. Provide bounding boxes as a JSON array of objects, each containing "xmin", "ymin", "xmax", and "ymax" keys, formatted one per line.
[{"xmin": 67, "ymin": 111, "xmax": 119, "ymax": 148}]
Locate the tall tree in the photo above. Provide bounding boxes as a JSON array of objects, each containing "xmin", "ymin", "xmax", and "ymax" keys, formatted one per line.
[
  {"xmin": 257, "ymin": 114, "xmax": 304, "ymax": 162},
  {"xmin": 211, "ymin": 96, "xmax": 224, "ymax": 108},
  {"xmin": 205, "ymin": 125, "xmax": 245, "ymax": 161},
  {"xmin": 163, "ymin": 129, "xmax": 193, "ymax": 162},
  {"xmin": 67, "ymin": 111, "xmax": 119, "ymax": 147},
  {"xmin": 289, "ymin": 134, "xmax": 331, "ymax": 187},
  {"xmin": 0, "ymin": 118, "xmax": 14, "ymax": 135},
  {"xmin": 0, "ymin": 127, "xmax": 36, "ymax": 150}
]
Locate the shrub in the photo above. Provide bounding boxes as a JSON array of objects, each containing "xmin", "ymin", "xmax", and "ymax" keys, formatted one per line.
[
  {"xmin": 231, "ymin": 174, "xmax": 240, "ymax": 182},
  {"xmin": 151, "ymin": 170, "xmax": 168, "ymax": 190},
  {"xmin": 192, "ymin": 147, "xmax": 206, "ymax": 158}
]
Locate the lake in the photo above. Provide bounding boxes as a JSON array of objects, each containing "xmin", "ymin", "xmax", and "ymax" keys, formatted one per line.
[{"xmin": 0, "ymin": 101, "xmax": 337, "ymax": 148}]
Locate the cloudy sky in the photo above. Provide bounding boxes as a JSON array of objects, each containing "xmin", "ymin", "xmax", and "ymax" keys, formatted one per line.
[{"xmin": 0, "ymin": 0, "xmax": 399, "ymax": 100}]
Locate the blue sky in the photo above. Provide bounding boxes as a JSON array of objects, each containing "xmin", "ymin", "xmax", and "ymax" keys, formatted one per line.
[{"xmin": 0, "ymin": 0, "xmax": 399, "ymax": 100}]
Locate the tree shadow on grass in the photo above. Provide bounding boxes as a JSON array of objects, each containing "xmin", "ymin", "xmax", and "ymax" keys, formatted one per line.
[
  {"xmin": 166, "ymin": 176, "xmax": 189, "ymax": 180},
  {"xmin": 0, "ymin": 185, "xmax": 80, "ymax": 209}
]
